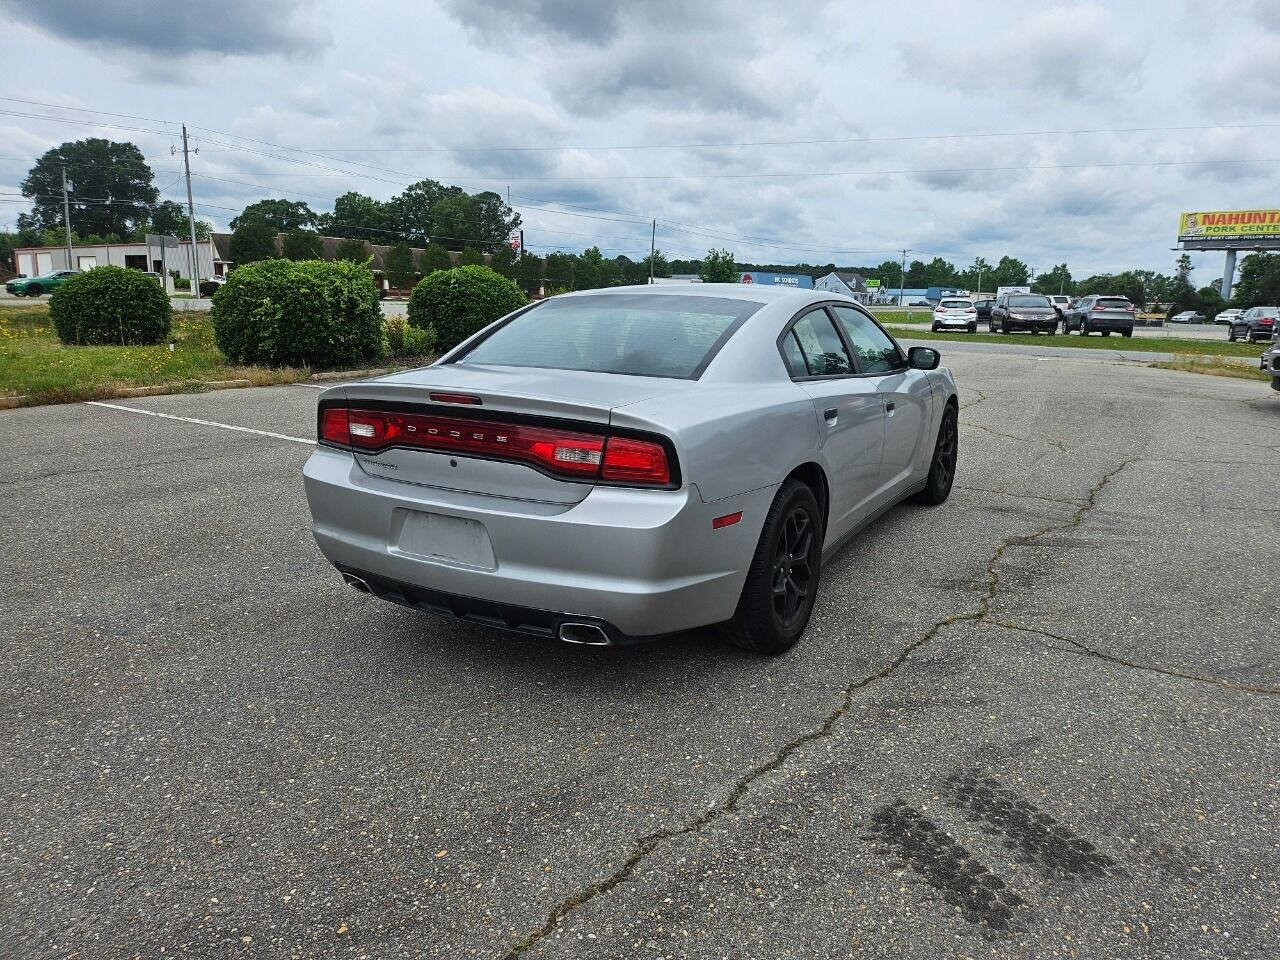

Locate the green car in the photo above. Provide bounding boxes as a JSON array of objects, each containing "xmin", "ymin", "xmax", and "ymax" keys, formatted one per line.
[{"xmin": 5, "ymin": 269, "xmax": 78, "ymax": 296}]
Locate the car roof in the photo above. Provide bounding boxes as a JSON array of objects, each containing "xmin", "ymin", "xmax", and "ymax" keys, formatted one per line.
[{"xmin": 553, "ymin": 282, "xmax": 825, "ymax": 305}]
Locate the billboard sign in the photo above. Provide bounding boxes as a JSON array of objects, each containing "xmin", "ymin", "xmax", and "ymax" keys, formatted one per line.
[
  {"xmin": 1179, "ymin": 210, "xmax": 1280, "ymax": 242},
  {"xmin": 739, "ymin": 272, "xmax": 814, "ymax": 288}
]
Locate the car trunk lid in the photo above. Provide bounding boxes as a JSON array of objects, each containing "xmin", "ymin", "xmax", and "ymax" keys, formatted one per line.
[{"xmin": 328, "ymin": 365, "xmax": 691, "ymax": 504}]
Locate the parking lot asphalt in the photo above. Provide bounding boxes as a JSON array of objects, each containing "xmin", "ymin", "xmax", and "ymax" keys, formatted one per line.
[{"xmin": 2, "ymin": 353, "xmax": 1278, "ymax": 959}]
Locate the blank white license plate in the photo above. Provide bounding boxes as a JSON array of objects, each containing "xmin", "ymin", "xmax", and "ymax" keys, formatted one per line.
[{"xmin": 392, "ymin": 510, "xmax": 496, "ymax": 570}]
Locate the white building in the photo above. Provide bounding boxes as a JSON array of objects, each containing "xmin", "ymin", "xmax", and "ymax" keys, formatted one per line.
[{"xmin": 13, "ymin": 235, "xmax": 227, "ymax": 289}]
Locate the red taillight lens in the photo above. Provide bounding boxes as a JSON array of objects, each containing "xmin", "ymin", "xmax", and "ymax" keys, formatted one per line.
[
  {"xmin": 319, "ymin": 405, "xmax": 673, "ymax": 486},
  {"xmin": 602, "ymin": 436, "xmax": 670, "ymax": 485},
  {"xmin": 320, "ymin": 406, "xmax": 350, "ymax": 445},
  {"xmin": 1093, "ymin": 305, "xmax": 1106, "ymax": 311}
]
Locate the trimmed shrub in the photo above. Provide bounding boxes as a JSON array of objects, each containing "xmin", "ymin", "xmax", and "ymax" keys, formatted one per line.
[
  {"xmin": 49, "ymin": 265, "xmax": 171, "ymax": 345},
  {"xmin": 384, "ymin": 313, "xmax": 407, "ymax": 353},
  {"xmin": 402, "ymin": 324, "xmax": 434, "ymax": 355},
  {"xmin": 198, "ymin": 279, "xmax": 220, "ymax": 297},
  {"xmin": 174, "ymin": 277, "xmax": 191, "ymax": 291},
  {"xmin": 407, "ymin": 265, "xmax": 525, "ymax": 353},
  {"xmin": 211, "ymin": 258, "xmax": 384, "ymax": 368}
]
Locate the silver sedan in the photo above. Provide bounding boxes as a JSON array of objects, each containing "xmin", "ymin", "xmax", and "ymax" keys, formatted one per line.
[{"xmin": 304, "ymin": 285, "xmax": 960, "ymax": 654}]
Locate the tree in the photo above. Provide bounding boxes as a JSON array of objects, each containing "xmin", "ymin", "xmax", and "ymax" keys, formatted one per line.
[
  {"xmin": 488, "ymin": 244, "xmax": 518, "ymax": 279},
  {"xmin": 990, "ymin": 255, "xmax": 1030, "ymax": 289},
  {"xmin": 419, "ymin": 242, "xmax": 453, "ymax": 274},
  {"xmin": 1231, "ymin": 252, "xmax": 1280, "ymax": 309},
  {"xmin": 229, "ymin": 198, "xmax": 317, "ymax": 231},
  {"xmin": 518, "ymin": 252, "xmax": 543, "ymax": 295},
  {"xmin": 335, "ymin": 238, "xmax": 370, "ymax": 263},
  {"xmin": 1031, "ymin": 263, "xmax": 1073, "ymax": 296},
  {"xmin": 385, "ymin": 179, "xmax": 459, "ymax": 245},
  {"xmin": 281, "ymin": 228, "xmax": 323, "ymax": 260},
  {"xmin": 146, "ymin": 200, "xmax": 210, "ymax": 242},
  {"xmin": 0, "ymin": 230, "xmax": 15, "ymax": 273},
  {"xmin": 904, "ymin": 259, "xmax": 927, "ymax": 287},
  {"xmin": 874, "ymin": 259, "xmax": 904, "ymax": 289},
  {"xmin": 639, "ymin": 249, "xmax": 670, "ymax": 280},
  {"xmin": 321, "ymin": 192, "xmax": 389, "ymax": 240},
  {"xmin": 698, "ymin": 248, "xmax": 738, "ymax": 283},
  {"xmin": 22, "ymin": 139, "xmax": 157, "ymax": 238},
  {"xmin": 229, "ymin": 220, "xmax": 279, "ymax": 264},
  {"xmin": 921, "ymin": 257, "xmax": 957, "ymax": 287},
  {"xmin": 383, "ymin": 241, "xmax": 415, "ymax": 289},
  {"xmin": 457, "ymin": 246, "xmax": 484, "ymax": 266},
  {"xmin": 544, "ymin": 251, "xmax": 577, "ymax": 290}
]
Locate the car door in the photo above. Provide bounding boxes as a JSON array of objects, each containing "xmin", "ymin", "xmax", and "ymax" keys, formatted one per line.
[
  {"xmin": 781, "ymin": 307, "xmax": 885, "ymax": 542},
  {"xmin": 830, "ymin": 305, "xmax": 933, "ymax": 501}
]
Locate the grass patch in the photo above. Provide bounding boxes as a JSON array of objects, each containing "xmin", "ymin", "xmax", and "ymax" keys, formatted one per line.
[
  {"xmin": 889, "ymin": 326, "xmax": 1265, "ymax": 358},
  {"xmin": 0, "ymin": 307, "xmax": 309, "ymax": 407},
  {"xmin": 1150, "ymin": 355, "xmax": 1272, "ymax": 381},
  {"xmin": 870, "ymin": 308, "xmax": 934, "ymax": 324}
]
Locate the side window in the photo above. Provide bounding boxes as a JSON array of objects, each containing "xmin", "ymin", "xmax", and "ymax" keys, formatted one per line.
[
  {"xmin": 780, "ymin": 331, "xmax": 808, "ymax": 377},
  {"xmin": 789, "ymin": 309, "xmax": 853, "ymax": 376},
  {"xmin": 831, "ymin": 306, "xmax": 904, "ymax": 374}
]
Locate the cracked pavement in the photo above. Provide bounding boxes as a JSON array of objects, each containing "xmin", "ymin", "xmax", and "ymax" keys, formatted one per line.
[{"xmin": 1, "ymin": 353, "xmax": 1277, "ymax": 959}]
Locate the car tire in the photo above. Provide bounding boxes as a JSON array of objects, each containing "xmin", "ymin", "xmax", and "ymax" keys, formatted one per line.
[
  {"xmin": 1001, "ymin": 322, "xmax": 1010, "ymax": 334},
  {"xmin": 1101, "ymin": 330, "xmax": 1111, "ymax": 337},
  {"xmin": 916, "ymin": 403, "xmax": 958, "ymax": 507},
  {"xmin": 968, "ymin": 324, "xmax": 976, "ymax": 333},
  {"xmin": 721, "ymin": 479, "xmax": 822, "ymax": 656},
  {"xmin": 1122, "ymin": 330, "xmax": 1133, "ymax": 338},
  {"xmin": 1079, "ymin": 324, "xmax": 1089, "ymax": 336},
  {"xmin": 27, "ymin": 284, "xmax": 42, "ymax": 296},
  {"xmin": 931, "ymin": 323, "xmax": 939, "ymax": 332},
  {"xmin": 1228, "ymin": 327, "xmax": 1237, "ymax": 342}
]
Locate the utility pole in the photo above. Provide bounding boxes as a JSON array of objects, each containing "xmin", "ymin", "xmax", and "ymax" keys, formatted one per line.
[
  {"xmin": 976, "ymin": 261, "xmax": 983, "ymax": 297},
  {"xmin": 180, "ymin": 125, "xmax": 201, "ymax": 291},
  {"xmin": 60, "ymin": 162, "xmax": 74, "ymax": 270},
  {"xmin": 899, "ymin": 248, "xmax": 909, "ymax": 310},
  {"xmin": 649, "ymin": 219, "xmax": 656, "ymax": 284}
]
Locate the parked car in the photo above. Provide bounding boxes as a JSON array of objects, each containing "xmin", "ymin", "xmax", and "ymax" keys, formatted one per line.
[
  {"xmin": 932, "ymin": 297, "xmax": 978, "ymax": 333},
  {"xmin": 990, "ymin": 292, "xmax": 1058, "ymax": 334},
  {"xmin": 4, "ymin": 269, "xmax": 78, "ymax": 296},
  {"xmin": 1049, "ymin": 294, "xmax": 1071, "ymax": 318},
  {"xmin": 909, "ymin": 299, "xmax": 931, "ymax": 307},
  {"xmin": 304, "ymin": 286, "xmax": 960, "ymax": 655},
  {"xmin": 1215, "ymin": 308, "xmax": 1244, "ymax": 326},
  {"xmin": 1064, "ymin": 295, "xmax": 1136, "ymax": 337},
  {"xmin": 972, "ymin": 298, "xmax": 995, "ymax": 321},
  {"xmin": 1228, "ymin": 306, "xmax": 1278, "ymax": 342},
  {"xmin": 1168, "ymin": 311, "xmax": 1206, "ymax": 324},
  {"xmin": 1261, "ymin": 336, "xmax": 1280, "ymax": 392}
]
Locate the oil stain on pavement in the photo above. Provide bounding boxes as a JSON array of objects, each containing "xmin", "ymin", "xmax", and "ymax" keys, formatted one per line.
[
  {"xmin": 945, "ymin": 771, "xmax": 1117, "ymax": 880},
  {"xmin": 862, "ymin": 801, "xmax": 1026, "ymax": 938}
]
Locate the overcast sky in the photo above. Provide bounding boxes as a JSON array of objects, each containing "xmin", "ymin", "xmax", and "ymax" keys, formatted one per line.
[{"xmin": 0, "ymin": 0, "xmax": 1275, "ymax": 282}]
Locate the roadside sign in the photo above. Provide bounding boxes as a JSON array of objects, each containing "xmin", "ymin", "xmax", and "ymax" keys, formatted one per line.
[
  {"xmin": 866, "ymin": 279, "xmax": 881, "ymax": 288},
  {"xmin": 145, "ymin": 234, "xmax": 181, "ymax": 249}
]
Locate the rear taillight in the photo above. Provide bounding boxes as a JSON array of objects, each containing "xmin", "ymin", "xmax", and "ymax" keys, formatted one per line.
[
  {"xmin": 602, "ymin": 437, "xmax": 670, "ymax": 485},
  {"xmin": 965, "ymin": 307, "xmax": 976, "ymax": 314},
  {"xmin": 319, "ymin": 405, "xmax": 673, "ymax": 486},
  {"xmin": 1093, "ymin": 305, "xmax": 1106, "ymax": 311}
]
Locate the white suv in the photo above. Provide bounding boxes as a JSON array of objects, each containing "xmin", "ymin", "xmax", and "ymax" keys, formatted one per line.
[{"xmin": 932, "ymin": 298, "xmax": 978, "ymax": 332}]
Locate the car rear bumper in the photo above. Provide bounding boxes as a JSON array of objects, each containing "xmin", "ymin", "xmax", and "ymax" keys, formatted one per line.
[
  {"xmin": 303, "ymin": 446, "xmax": 771, "ymax": 638},
  {"xmin": 933, "ymin": 317, "xmax": 974, "ymax": 328},
  {"xmin": 1081, "ymin": 317, "xmax": 1133, "ymax": 331},
  {"xmin": 1246, "ymin": 325, "xmax": 1276, "ymax": 340}
]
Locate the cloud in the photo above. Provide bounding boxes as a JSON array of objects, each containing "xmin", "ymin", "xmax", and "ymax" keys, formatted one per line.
[
  {"xmin": 437, "ymin": 0, "xmax": 627, "ymax": 43},
  {"xmin": 903, "ymin": 3, "xmax": 1144, "ymax": 102},
  {"xmin": 0, "ymin": 0, "xmax": 329, "ymax": 58}
]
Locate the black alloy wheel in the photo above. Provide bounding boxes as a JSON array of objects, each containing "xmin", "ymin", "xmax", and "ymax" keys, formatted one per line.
[
  {"xmin": 772, "ymin": 505, "xmax": 817, "ymax": 630},
  {"xmin": 723, "ymin": 480, "xmax": 823, "ymax": 655},
  {"xmin": 917, "ymin": 404, "xmax": 958, "ymax": 505}
]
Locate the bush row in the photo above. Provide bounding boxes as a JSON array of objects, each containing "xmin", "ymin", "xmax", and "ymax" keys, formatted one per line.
[{"xmin": 50, "ymin": 260, "xmax": 527, "ymax": 369}]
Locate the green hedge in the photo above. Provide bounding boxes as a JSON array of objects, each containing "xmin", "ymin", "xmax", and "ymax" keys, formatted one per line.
[
  {"xmin": 211, "ymin": 258, "xmax": 383, "ymax": 367},
  {"xmin": 49, "ymin": 265, "xmax": 172, "ymax": 346},
  {"xmin": 407, "ymin": 265, "xmax": 525, "ymax": 353}
]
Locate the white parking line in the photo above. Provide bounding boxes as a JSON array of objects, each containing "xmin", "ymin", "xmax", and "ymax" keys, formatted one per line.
[{"xmin": 85, "ymin": 401, "xmax": 315, "ymax": 446}]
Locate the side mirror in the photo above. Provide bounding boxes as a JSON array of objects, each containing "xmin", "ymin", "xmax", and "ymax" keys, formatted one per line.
[{"xmin": 908, "ymin": 346, "xmax": 941, "ymax": 370}]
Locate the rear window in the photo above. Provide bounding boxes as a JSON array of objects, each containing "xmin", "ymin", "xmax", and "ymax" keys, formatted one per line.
[
  {"xmin": 1008, "ymin": 295, "xmax": 1050, "ymax": 307},
  {"xmin": 456, "ymin": 293, "xmax": 762, "ymax": 379},
  {"xmin": 939, "ymin": 299, "xmax": 971, "ymax": 308},
  {"xmin": 1253, "ymin": 307, "xmax": 1279, "ymax": 317},
  {"xmin": 1097, "ymin": 298, "xmax": 1131, "ymax": 309}
]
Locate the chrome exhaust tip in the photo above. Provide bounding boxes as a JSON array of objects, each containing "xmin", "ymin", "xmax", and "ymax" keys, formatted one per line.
[
  {"xmin": 342, "ymin": 572, "xmax": 372, "ymax": 594},
  {"xmin": 557, "ymin": 622, "xmax": 612, "ymax": 646}
]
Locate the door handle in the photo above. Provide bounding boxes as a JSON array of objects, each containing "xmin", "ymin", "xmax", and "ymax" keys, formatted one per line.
[
  {"xmin": 885, "ymin": 401, "xmax": 896, "ymax": 413},
  {"xmin": 823, "ymin": 407, "xmax": 838, "ymax": 423}
]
